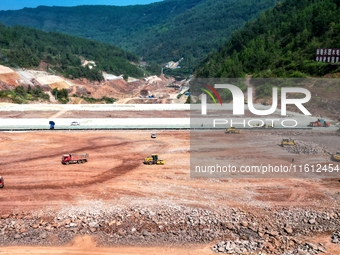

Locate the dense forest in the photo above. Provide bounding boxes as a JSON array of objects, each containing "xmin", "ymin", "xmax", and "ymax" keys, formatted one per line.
[
  {"xmin": 0, "ymin": 24, "xmax": 143, "ymax": 81},
  {"xmin": 195, "ymin": 0, "xmax": 340, "ymax": 78},
  {"xmin": 0, "ymin": 0, "xmax": 279, "ymax": 70}
]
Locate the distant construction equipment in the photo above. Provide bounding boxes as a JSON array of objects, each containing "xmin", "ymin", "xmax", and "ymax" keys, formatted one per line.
[
  {"xmin": 143, "ymin": 154, "xmax": 165, "ymax": 165},
  {"xmin": 252, "ymin": 123, "xmax": 266, "ymax": 128},
  {"xmin": 225, "ymin": 127, "xmax": 241, "ymax": 134},
  {"xmin": 308, "ymin": 119, "xmax": 330, "ymax": 127},
  {"xmin": 333, "ymin": 151, "xmax": 340, "ymax": 161},
  {"xmin": 281, "ymin": 138, "xmax": 296, "ymax": 147},
  {"xmin": 252, "ymin": 123, "xmax": 274, "ymax": 128},
  {"xmin": 62, "ymin": 153, "xmax": 89, "ymax": 165}
]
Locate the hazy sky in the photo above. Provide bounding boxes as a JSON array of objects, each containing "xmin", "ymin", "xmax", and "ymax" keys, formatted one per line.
[{"xmin": 0, "ymin": 0, "xmax": 163, "ymax": 11}]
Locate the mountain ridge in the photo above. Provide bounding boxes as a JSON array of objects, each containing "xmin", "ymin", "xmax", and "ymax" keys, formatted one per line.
[
  {"xmin": 0, "ymin": 0, "xmax": 279, "ymax": 69},
  {"xmin": 0, "ymin": 24, "xmax": 144, "ymax": 81}
]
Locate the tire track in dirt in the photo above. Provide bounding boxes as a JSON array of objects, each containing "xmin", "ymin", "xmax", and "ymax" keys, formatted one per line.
[
  {"xmin": 0, "ymin": 139, "xmax": 130, "ymax": 167},
  {"xmin": 1, "ymin": 135, "xmax": 167, "ymax": 168},
  {"xmin": 2, "ymin": 133, "xmax": 169, "ymax": 190},
  {"xmin": 0, "ymin": 136, "xmax": 12, "ymax": 143},
  {"xmin": 4, "ymin": 157, "xmax": 142, "ymax": 190},
  {"xmin": 253, "ymin": 179, "xmax": 328, "ymax": 205}
]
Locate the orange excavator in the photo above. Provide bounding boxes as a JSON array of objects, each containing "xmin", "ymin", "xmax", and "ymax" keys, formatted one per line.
[{"xmin": 307, "ymin": 119, "xmax": 330, "ymax": 127}]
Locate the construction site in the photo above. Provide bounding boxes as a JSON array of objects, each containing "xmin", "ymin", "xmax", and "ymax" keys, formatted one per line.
[
  {"xmin": 0, "ymin": 64, "xmax": 190, "ymax": 105},
  {"xmin": 1, "ymin": 63, "xmax": 340, "ymax": 254},
  {"xmin": 0, "ymin": 103, "xmax": 339, "ymax": 255}
]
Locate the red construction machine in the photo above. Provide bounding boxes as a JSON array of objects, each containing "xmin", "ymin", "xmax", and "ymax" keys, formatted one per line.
[{"xmin": 61, "ymin": 153, "xmax": 89, "ymax": 165}]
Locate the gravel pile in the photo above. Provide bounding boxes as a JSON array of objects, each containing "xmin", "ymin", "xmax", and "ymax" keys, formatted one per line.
[
  {"xmin": 283, "ymin": 141, "xmax": 330, "ymax": 155},
  {"xmin": 279, "ymin": 242, "xmax": 326, "ymax": 254},
  {"xmin": 0, "ymin": 204, "xmax": 339, "ymax": 254},
  {"xmin": 0, "ymin": 80, "xmax": 14, "ymax": 90},
  {"xmin": 212, "ymin": 240, "xmax": 263, "ymax": 254},
  {"xmin": 331, "ymin": 231, "xmax": 340, "ymax": 244}
]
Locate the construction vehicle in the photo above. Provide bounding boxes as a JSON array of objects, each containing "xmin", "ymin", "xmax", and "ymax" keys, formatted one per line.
[
  {"xmin": 0, "ymin": 176, "xmax": 3, "ymax": 188},
  {"xmin": 319, "ymin": 119, "xmax": 330, "ymax": 127},
  {"xmin": 307, "ymin": 119, "xmax": 330, "ymax": 127},
  {"xmin": 253, "ymin": 123, "xmax": 266, "ymax": 128},
  {"xmin": 62, "ymin": 153, "xmax": 89, "ymax": 165},
  {"xmin": 281, "ymin": 138, "xmax": 296, "ymax": 147},
  {"xmin": 225, "ymin": 127, "xmax": 241, "ymax": 134},
  {"xmin": 143, "ymin": 154, "xmax": 165, "ymax": 165},
  {"xmin": 333, "ymin": 151, "xmax": 340, "ymax": 161}
]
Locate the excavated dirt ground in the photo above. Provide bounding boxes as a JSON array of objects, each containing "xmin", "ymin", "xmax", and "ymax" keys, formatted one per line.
[
  {"xmin": 0, "ymin": 235, "xmax": 213, "ymax": 255},
  {"xmin": 0, "ymin": 117, "xmax": 340, "ymax": 254}
]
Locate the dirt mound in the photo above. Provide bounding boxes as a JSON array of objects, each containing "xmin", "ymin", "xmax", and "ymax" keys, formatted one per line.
[
  {"xmin": 75, "ymin": 86, "xmax": 90, "ymax": 96},
  {"xmin": 49, "ymin": 81, "xmax": 71, "ymax": 90},
  {"xmin": 140, "ymin": 89, "xmax": 149, "ymax": 96},
  {"xmin": 36, "ymin": 75, "xmax": 65, "ymax": 85},
  {"xmin": 0, "ymin": 72, "xmax": 20, "ymax": 86},
  {"xmin": 0, "ymin": 65, "xmax": 14, "ymax": 74},
  {"xmin": 283, "ymin": 140, "xmax": 330, "ymax": 155},
  {"xmin": 84, "ymin": 79, "xmax": 141, "ymax": 99},
  {"xmin": 0, "ymin": 80, "xmax": 15, "ymax": 90}
]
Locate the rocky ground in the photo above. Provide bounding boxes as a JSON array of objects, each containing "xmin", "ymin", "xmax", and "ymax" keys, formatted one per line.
[{"xmin": 1, "ymin": 204, "xmax": 340, "ymax": 254}]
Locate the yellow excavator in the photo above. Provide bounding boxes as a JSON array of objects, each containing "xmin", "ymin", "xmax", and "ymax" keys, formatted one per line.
[
  {"xmin": 225, "ymin": 127, "xmax": 241, "ymax": 134},
  {"xmin": 143, "ymin": 154, "xmax": 165, "ymax": 165},
  {"xmin": 252, "ymin": 123, "xmax": 266, "ymax": 128},
  {"xmin": 333, "ymin": 151, "xmax": 340, "ymax": 161},
  {"xmin": 281, "ymin": 138, "xmax": 296, "ymax": 147}
]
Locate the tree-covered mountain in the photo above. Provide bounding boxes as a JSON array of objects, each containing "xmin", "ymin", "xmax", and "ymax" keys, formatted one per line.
[
  {"xmin": 0, "ymin": 0, "xmax": 279, "ymax": 70},
  {"xmin": 195, "ymin": 0, "xmax": 340, "ymax": 78},
  {"xmin": 0, "ymin": 24, "xmax": 143, "ymax": 81}
]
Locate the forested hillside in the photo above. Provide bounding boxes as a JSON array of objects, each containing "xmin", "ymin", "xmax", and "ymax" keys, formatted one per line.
[
  {"xmin": 0, "ymin": 24, "xmax": 143, "ymax": 81},
  {"xmin": 195, "ymin": 0, "xmax": 340, "ymax": 78},
  {"xmin": 0, "ymin": 0, "xmax": 279, "ymax": 70}
]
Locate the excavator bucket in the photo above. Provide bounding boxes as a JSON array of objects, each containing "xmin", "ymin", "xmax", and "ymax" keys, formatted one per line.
[{"xmin": 333, "ymin": 152, "xmax": 340, "ymax": 161}]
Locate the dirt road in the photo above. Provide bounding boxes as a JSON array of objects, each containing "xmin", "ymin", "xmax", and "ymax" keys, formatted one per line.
[{"xmin": 0, "ymin": 236, "xmax": 214, "ymax": 255}]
